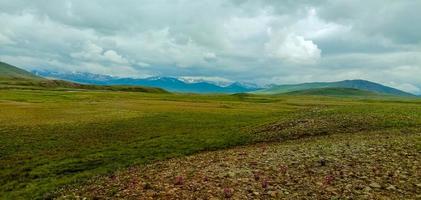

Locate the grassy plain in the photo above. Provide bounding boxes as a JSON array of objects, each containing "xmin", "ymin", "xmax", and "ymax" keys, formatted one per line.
[{"xmin": 0, "ymin": 89, "xmax": 420, "ymax": 199}]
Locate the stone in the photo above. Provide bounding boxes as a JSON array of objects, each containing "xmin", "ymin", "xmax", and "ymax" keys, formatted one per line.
[
  {"xmin": 369, "ymin": 182, "xmax": 381, "ymax": 188},
  {"xmin": 268, "ymin": 191, "xmax": 277, "ymax": 197},
  {"xmin": 363, "ymin": 186, "xmax": 372, "ymax": 192},
  {"xmin": 325, "ymin": 187, "xmax": 336, "ymax": 192},
  {"xmin": 386, "ymin": 185, "xmax": 396, "ymax": 190},
  {"xmin": 227, "ymin": 172, "xmax": 235, "ymax": 178}
]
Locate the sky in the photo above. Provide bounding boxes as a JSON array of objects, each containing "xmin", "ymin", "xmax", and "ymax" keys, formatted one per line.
[{"xmin": 0, "ymin": 0, "xmax": 420, "ymax": 94}]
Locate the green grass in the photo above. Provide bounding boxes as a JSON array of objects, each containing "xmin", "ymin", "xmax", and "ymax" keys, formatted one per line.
[{"xmin": 0, "ymin": 89, "xmax": 420, "ymax": 199}]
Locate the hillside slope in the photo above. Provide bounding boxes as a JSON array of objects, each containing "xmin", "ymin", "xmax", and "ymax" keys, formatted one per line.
[
  {"xmin": 256, "ymin": 80, "xmax": 413, "ymax": 97},
  {"xmin": 284, "ymin": 87, "xmax": 383, "ymax": 97},
  {"xmin": 0, "ymin": 62, "xmax": 168, "ymax": 93},
  {"xmin": 0, "ymin": 62, "xmax": 43, "ymax": 80}
]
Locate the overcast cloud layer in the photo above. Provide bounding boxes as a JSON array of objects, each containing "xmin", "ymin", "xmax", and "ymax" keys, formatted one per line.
[{"xmin": 0, "ymin": 0, "xmax": 420, "ymax": 94}]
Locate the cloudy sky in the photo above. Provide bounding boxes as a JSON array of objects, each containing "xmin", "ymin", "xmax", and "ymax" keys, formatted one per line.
[{"xmin": 0, "ymin": 0, "xmax": 420, "ymax": 93}]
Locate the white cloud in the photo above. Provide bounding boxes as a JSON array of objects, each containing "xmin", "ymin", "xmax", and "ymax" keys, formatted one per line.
[
  {"xmin": 203, "ymin": 52, "xmax": 217, "ymax": 62},
  {"xmin": 71, "ymin": 41, "xmax": 103, "ymax": 61},
  {"xmin": 109, "ymin": 28, "xmax": 217, "ymax": 68},
  {"xmin": 103, "ymin": 50, "xmax": 128, "ymax": 64},
  {"xmin": 265, "ymin": 33, "xmax": 321, "ymax": 64},
  {"xmin": 71, "ymin": 41, "xmax": 128, "ymax": 64},
  {"xmin": 294, "ymin": 8, "xmax": 352, "ymax": 40},
  {"xmin": 137, "ymin": 61, "xmax": 150, "ymax": 67},
  {"xmin": 388, "ymin": 82, "xmax": 420, "ymax": 94},
  {"xmin": 223, "ymin": 10, "xmax": 274, "ymax": 41},
  {"xmin": 0, "ymin": 33, "xmax": 14, "ymax": 45}
]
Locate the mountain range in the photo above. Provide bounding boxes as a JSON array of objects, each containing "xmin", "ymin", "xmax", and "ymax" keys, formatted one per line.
[
  {"xmin": 32, "ymin": 70, "xmax": 260, "ymax": 93},
  {"xmin": 0, "ymin": 61, "xmax": 417, "ymax": 96}
]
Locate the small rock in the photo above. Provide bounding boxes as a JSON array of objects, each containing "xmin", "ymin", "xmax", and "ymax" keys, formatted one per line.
[
  {"xmin": 174, "ymin": 176, "xmax": 184, "ymax": 185},
  {"xmin": 369, "ymin": 182, "xmax": 381, "ymax": 188},
  {"xmin": 416, "ymin": 183, "xmax": 421, "ymax": 188},
  {"xmin": 268, "ymin": 191, "xmax": 277, "ymax": 197},
  {"xmin": 223, "ymin": 188, "xmax": 233, "ymax": 198},
  {"xmin": 143, "ymin": 182, "xmax": 152, "ymax": 190},
  {"xmin": 345, "ymin": 184, "xmax": 353, "ymax": 190},
  {"xmin": 254, "ymin": 173, "xmax": 260, "ymax": 181},
  {"xmin": 325, "ymin": 187, "xmax": 336, "ymax": 192},
  {"xmin": 364, "ymin": 186, "xmax": 372, "ymax": 192},
  {"xmin": 386, "ymin": 185, "xmax": 396, "ymax": 190},
  {"xmin": 262, "ymin": 179, "xmax": 269, "ymax": 189},
  {"xmin": 227, "ymin": 172, "xmax": 235, "ymax": 178}
]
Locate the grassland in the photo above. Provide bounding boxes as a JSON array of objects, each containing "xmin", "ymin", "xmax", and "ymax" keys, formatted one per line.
[{"xmin": 0, "ymin": 89, "xmax": 420, "ymax": 199}]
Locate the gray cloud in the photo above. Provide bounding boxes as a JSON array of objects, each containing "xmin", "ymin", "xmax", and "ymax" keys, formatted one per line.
[{"xmin": 0, "ymin": 0, "xmax": 420, "ymax": 93}]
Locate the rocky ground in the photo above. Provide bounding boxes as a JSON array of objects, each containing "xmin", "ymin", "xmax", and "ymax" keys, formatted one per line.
[{"xmin": 58, "ymin": 131, "xmax": 420, "ymax": 200}]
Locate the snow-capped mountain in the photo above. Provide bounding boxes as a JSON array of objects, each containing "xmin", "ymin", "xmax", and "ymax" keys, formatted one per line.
[{"xmin": 32, "ymin": 70, "xmax": 261, "ymax": 93}]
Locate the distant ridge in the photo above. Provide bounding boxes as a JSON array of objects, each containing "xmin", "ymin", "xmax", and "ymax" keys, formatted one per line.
[
  {"xmin": 33, "ymin": 70, "xmax": 260, "ymax": 94},
  {"xmin": 256, "ymin": 79, "xmax": 414, "ymax": 97}
]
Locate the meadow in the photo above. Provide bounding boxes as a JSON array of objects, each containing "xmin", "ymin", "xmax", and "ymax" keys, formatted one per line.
[{"xmin": 0, "ymin": 89, "xmax": 420, "ymax": 199}]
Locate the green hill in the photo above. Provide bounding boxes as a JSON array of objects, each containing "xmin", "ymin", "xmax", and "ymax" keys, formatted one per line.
[
  {"xmin": 0, "ymin": 61, "xmax": 168, "ymax": 93},
  {"xmin": 0, "ymin": 61, "xmax": 44, "ymax": 80},
  {"xmin": 256, "ymin": 80, "xmax": 414, "ymax": 97},
  {"xmin": 284, "ymin": 87, "xmax": 383, "ymax": 97}
]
